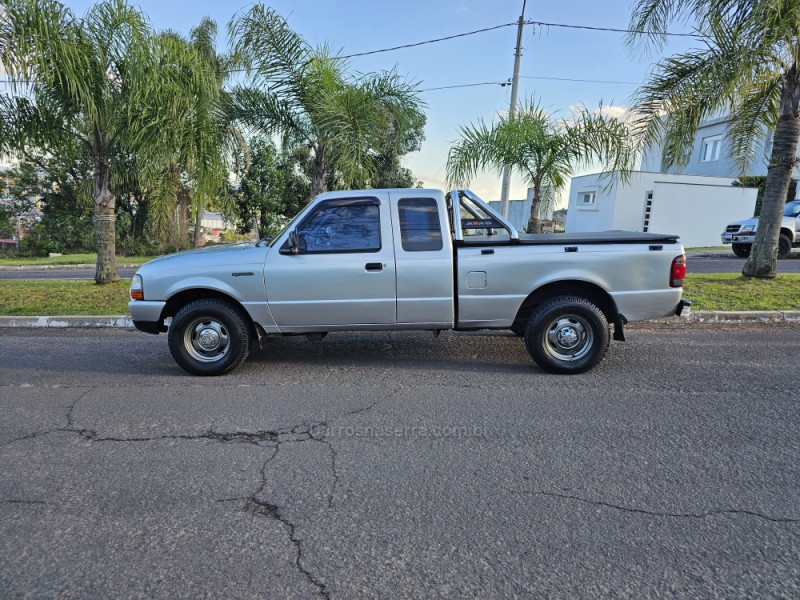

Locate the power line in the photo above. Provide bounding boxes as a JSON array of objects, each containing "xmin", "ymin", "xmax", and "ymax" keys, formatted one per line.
[
  {"xmin": 337, "ymin": 19, "xmax": 701, "ymax": 60},
  {"xmin": 420, "ymin": 73, "xmax": 642, "ymax": 92},
  {"xmin": 338, "ymin": 22, "xmax": 518, "ymax": 59},
  {"xmin": 520, "ymin": 75, "xmax": 640, "ymax": 85},
  {"xmin": 528, "ymin": 20, "xmax": 700, "ymax": 38},
  {"xmin": 421, "ymin": 80, "xmax": 510, "ymax": 92}
]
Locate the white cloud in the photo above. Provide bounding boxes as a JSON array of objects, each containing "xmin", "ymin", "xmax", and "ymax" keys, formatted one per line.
[{"xmin": 456, "ymin": 5, "xmax": 470, "ymax": 13}]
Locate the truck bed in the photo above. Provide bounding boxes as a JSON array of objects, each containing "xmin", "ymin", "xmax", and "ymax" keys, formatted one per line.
[{"xmin": 460, "ymin": 231, "xmax": 680, "ymax": 246}]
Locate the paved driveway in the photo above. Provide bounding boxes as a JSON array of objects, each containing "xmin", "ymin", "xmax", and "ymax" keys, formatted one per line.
[{"xmin": 1, "ymin": 325, "xmax": 798, "ymax": 598}]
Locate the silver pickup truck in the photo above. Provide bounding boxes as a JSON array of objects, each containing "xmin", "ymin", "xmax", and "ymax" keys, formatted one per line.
[
  {"xmin": 129, "ymin": 189, "xmax": 689, "ymax": 376},
  {"xmin": 721, "ymin": 199, "xmax": 800, "ymax": 258}
]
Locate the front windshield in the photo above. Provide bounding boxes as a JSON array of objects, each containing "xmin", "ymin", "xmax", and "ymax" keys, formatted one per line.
[
  {"xmin": 784, "ymin": 201, "xmax": 800, "ymax": 218},
  {"xmin": 266, "ymin": 210, "xmax": 305, "ymax": 247}
]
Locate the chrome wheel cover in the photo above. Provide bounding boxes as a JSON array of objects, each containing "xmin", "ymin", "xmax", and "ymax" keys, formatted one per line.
[
  {"xmin": 183, "ymin": 317, "xmax": 230, "ymax": 363},
  {"xmin": 543, "ymin": 315, "xmax": 594, "ymax": 362}
]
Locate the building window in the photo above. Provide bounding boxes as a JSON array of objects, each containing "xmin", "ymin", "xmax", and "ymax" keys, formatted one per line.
[
  {"xmin": 701, "ymin": 135, "xmax": 722, "ymax": 162},
  {"xmin": 578, "ymin": 191, "xmax": 596, "ymax": 206}
]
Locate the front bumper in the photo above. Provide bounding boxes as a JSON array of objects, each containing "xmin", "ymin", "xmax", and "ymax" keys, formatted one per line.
[
  {"xmin": 129, "ymin": 300, "xmax": 167, "ymax": 334},
  {"xmin": 133, "ymin": 319, "xmax": 167, "ymax": 334},
  {"xmin": 721, "ymin": 233, "xmax": 755, "ymax": 244}
]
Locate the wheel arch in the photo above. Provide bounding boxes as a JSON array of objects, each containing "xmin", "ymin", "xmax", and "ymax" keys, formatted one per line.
[
  {"xmin": 780, "ymin": 227, "xmax": 794, "ymax": 243},
  {"xmin": 513, "ymin": 280, "xmax": 620, "ymax": 333},
  {"xmin": 161, "ymin": 288, "xmax": 245, "ymax": 320},
  {"xmin": 159, "ymin": 288, "xmax": 264, "ymax": 345}
]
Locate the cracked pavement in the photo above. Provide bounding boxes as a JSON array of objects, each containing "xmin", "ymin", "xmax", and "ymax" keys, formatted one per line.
[{"xmin": 1, "ymin": 323, "xmax": 799, "ymax": 598}]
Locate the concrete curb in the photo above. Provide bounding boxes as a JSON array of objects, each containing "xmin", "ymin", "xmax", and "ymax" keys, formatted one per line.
[
  {"xmin": 0, "ymin": 315, "xmax": 134, "ymax": 328},
  {"xmin": 0, "ymin": 312, "xmax": 798, "ymax": 329},
  {"xmin": 0, "ymin": 263, "xmax": 142, "ymax": 271},
  {"xmin": 649, "ymin": 310, "xmax": 800, "ymax": 324}
]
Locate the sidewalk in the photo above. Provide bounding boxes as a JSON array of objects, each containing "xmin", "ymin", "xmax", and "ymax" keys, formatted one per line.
[{"xmin": 1, "ymin": 312, "xmax": 799, "ymax": 329}]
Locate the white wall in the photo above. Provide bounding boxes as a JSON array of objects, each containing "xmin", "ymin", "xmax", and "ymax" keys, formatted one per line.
[
  {"xmin": 649, "ymin": 181, "xmax": 756, "ymax": 247},
  {"xmin": 566, "ymin": 171, "xmax": 757, "ymax": 247}
]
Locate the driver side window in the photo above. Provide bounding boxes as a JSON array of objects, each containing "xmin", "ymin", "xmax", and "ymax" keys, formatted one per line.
[{"xmin": 294, "ymin": 200, "xmax": 381, "ymax": 253}]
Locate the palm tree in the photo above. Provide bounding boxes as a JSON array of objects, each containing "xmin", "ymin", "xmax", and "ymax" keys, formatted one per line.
[
  {"xmin": 140, "ymin": 19, "xmax": 246, "ymax": 249},
  {"xmin": 228, "ymin": 5, "xmax": 425, "ymax": 201},
  {"xmin": 446, "ymin": 100, "xmax": 635, "ymax": 232},
  {"xmin": 0, "ymin": 0, "xmax": 210, "ymax": 282},
  {"xmin": 628, "ymin": 0, "xmax": 800, "ymax": 278}
]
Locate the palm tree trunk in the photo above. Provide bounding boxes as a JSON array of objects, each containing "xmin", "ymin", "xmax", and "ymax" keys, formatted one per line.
[
  {"xmin": 526, "ymin": 182, "xmax": 543, "ymax": 233},
  {"xmin": 93, "ymin": 159, "xmax": 119, "ymax": 284},
  {"xmin": 310, "ymin": 147, "xmax": 328, "ymax": 201},
  {"xmin": 193, "ymin": 195, "xmax": 204, "ymax": 248},
  {"xmin": 743, "ymin": 67, "xmax": 800, "ymax": 278}
]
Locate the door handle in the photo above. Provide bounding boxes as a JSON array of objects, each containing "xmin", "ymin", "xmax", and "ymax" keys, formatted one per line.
[{"xmin": 365, "ymin": 262, "xmax": 383, "ymax": 271}]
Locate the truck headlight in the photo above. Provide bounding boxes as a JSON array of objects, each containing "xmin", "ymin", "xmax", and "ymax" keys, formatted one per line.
[
  {"xmin": 741, "ymin": 225, "xmax": 755, "ymax": 233},
  {"xmin": 130, "ymin": 274, "xmax": 144, "ymax": 301}
]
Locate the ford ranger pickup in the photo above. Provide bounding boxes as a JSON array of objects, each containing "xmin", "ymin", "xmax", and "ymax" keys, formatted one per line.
[{"xmin": 129, "ymin": 189, "xmax": 689, "ymax": 375}]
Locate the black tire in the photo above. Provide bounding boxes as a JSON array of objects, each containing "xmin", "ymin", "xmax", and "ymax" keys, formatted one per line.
[
  {"xmin": 732, "ymin": 243, "xmax": 751, "ymax": 258},
  {"xmin": 168, "ymin": 298, "xmax": 250, "ymax": 376},
  {"xmin": 524, "ymin": 296, "xmax": 610, "ymax": 374},
  {"xmin": 778, "ymin": 234, "xmax": 792, "ymax": 260}
]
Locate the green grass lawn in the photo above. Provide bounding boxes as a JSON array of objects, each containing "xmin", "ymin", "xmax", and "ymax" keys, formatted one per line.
[
  {"xmin": 683, "ymin": 273, "xmax": 800, "ymax": 311},
  {"xmin": 0, "ymin": 253, "xmax": 157, "ymax": 266},
  {"xmin": 684, "ymin": 246, "xmax": 730, "ymax": 252},
  {"xmin": 0, "ymin": 280, "xmax": 131, "ymax": 315},
  {"xmin": 0, "ymin": 273, "xmax": 797, "ymax": 316}
]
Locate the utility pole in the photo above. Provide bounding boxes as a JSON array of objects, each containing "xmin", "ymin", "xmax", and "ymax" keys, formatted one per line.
[{"xmin": 499, "ymin": 0, "xmax": 527, "ymax": 218}]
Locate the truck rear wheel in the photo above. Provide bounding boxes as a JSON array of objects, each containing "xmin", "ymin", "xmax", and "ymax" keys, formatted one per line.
[
  {"xmin": 168, "ymin": 298, "xmax": 250, "ymax": 376},
  {"xmin": 524, "ymin": 296, "xmax": 610, "ymax": 374},
  {"xmin": 778, "ymin": 234, "xmax": 792, "ymax": 259},
  {"xmin": 732, "ymin": 243, "xmax": 750, "ymax": 258}
]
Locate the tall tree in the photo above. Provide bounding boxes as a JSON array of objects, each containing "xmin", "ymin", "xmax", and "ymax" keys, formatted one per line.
[
  {"xmin": 628, "ymin": 0, "xmax": 800, "ymax": 277},
  {"xmin": 0, "ymin": 0, "xmax": 216, "ymax": 282},
  {"xmin": 231, "ymin": 137, "xmax": 309, "ymax": 238},
  {"xmin": 446, "ymin": 100, "xmax": 635, "ymax": 232},
  {"xmin": 228, "ymin": 4, "xmax": 425, "ymax": 201}
]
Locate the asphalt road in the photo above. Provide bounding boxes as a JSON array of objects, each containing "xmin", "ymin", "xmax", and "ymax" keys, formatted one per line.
[
  {"xmin": 1, "ymin": 324, "xmax": 798, "ymax": 598},
  {"xmin": 686, "ymin": 251, "xmax": 800, "ymax": 274}
]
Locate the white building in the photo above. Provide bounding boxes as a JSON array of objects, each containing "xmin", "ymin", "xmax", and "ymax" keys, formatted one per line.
[
  {"xmin": 200, "ymin": 211, "xmax": 231, "ymax": 231},
  {"xmin": 566, "ymin": 172, "xmax": 757, "ymax": 248}
]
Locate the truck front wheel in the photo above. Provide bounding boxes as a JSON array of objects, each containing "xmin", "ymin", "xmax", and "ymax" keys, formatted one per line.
[
  {"xmin": 732, "ymin": 243, "xmax": 750, "ymax": 258},
  {"xmin": 168, "ymin": 299, "xmax": 251, "ymax": 376},
  {"xmin": 524, "ymin": 296, "xmax": 610, "ymax": 374}
]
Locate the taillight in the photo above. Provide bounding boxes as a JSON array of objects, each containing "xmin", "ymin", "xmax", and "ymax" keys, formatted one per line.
[{"xmin": 670, "ymin": 255, "xmax": 686, "ymax": 287}]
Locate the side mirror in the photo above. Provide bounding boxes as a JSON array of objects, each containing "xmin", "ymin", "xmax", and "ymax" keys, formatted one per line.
[{"xmin": 288, "ymin": 230, "xmax": 299, "ymax": 254}]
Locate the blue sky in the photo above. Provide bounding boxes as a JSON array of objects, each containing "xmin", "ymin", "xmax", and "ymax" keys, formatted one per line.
[{"xmin": 56, "ymin": 0, "xmax": 699, "ymax": 204}]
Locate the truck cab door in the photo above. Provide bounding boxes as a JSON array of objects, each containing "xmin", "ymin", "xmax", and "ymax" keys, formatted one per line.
[
  {"xmin": 264, "ymin": 194, "xmax": 397, "ymax": 331},
  {"xmin": 389, "ymin": 191, "xmax": 454, "ymax": 327}
]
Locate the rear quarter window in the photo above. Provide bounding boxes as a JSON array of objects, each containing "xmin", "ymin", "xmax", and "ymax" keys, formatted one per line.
[{"xmin": 398, "ymin": 198, "xmax": 443, "ymax": 252}]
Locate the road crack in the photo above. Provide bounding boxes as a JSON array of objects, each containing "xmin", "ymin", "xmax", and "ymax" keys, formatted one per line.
[
  {"xmin": 245, "ymin": 444, "xmax": 330, "ymax": 599},
  {"xmin": 59, "ymin": 428, "xmax": 281, "ymax": 445},
  {"xmin": 504, "ymin": 487, "xmax": 800, "ymax": 524}
]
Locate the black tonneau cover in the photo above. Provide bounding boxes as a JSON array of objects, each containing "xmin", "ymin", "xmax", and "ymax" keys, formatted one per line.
[{"xmin": 460, "ymin": 230, "xmax": 680, "ymax": 246}]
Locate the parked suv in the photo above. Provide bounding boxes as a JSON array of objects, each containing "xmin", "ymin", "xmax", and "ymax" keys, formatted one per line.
[{"xmin": 721, "ymin": 200, "xmax": 800, "ymax": 258}]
